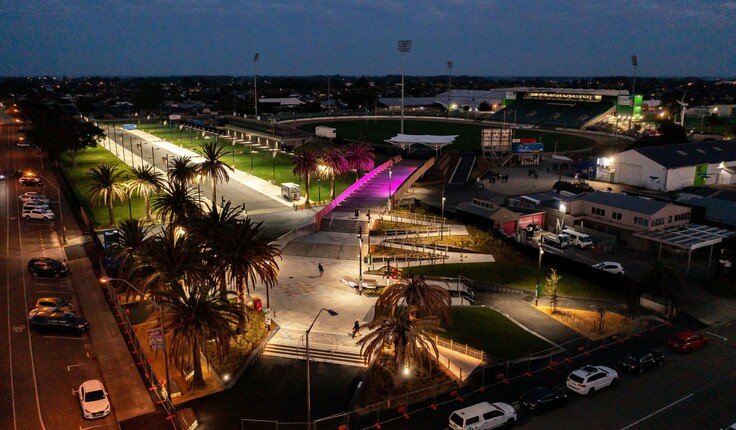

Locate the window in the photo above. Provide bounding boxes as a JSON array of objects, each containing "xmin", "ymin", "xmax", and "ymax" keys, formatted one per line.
[
  {"xmin": 633, "ymin": 217, "xmax": 649, "ymax": 227},
  {"xmin": 591, "ymin": 206, "xmax": 605, "ymax": 216},
  {"xmin": 668, "ymin": 216, "xmax": 672, "ymax": 223},
  {"xmin": 611, "ymin": 212, "xmax": 622, "ymax": 220},
  {"xmin": 466, "ymin": 416, "xmax": 480, "ymax": 425}
]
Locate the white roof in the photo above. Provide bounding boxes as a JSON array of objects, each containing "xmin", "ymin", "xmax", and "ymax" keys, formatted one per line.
[{"xmin": 386, "ymin": 134, "xmax": 458, "ymax": 145}]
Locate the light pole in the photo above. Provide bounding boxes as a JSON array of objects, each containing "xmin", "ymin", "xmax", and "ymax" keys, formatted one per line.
[
  {"xmin": 358, "ymin": 234, "xmax": 364, "ymax": 295},
  {"xmin": 366, "ymin": 210, "xmax": 372, "ymax": 269},
  {"xmin": 398, "ymin": 40, "xmax": 412, "ymax": 134},
  {"xmin": 446, "ymin": 60, "xmax": 453, "ymax": 117},
  {"xmin": 306, "ymin": 308, "xmax": 338, "ymax": 427},
  {"xmin": 317, "ymin": 177, "xmax": 321, "ymax": 204},
  {"xmin": 271, "ymin": 145, "xmax": 277, "ymax": 182},
  {"xmin": 630, "ymin": 55, "xmax": 638, "ymax": 132},
  {"xmin": 254, "ymin": 53, "xmax": 260, "ymax": 118},
  {"xmin": 248, "ymin": 134, "xmax": 254, "ymax": 173},
  {"xmin": 387, "ymin": 166, "xmax": 393, "ymax": 211},
  {"xmin": 535, "ymin": 245, "xmax": 544, "ymax": 306},
  {"xmin": 559, "ymin": 203, "xmax": 567, "ymax": 232},
  {"xmin": 196, "ymin": 174, "xmax": 202, "ymax": 205},
  {"xmin": 100, "ymin": 276, "xmax": 171, "ymax": 404},
  {"xmin": 441, "ymin": 190, "xmax": 446, "ymax": 239}
]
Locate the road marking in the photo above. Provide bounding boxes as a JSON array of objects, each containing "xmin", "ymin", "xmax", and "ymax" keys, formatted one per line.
[
  {"xmin": 620, "ymin": 393, "xmax": 694, "ymax": 430},
  {"xmin": 13, "ymin": 325, "xmax": 26, "ymax": 333},
  {"xmin": 80, "ymin": 424, "xmax": 108, "ymax": 429},
  {"xmin": 67, "ymin": 363, "xmax": 86, "ymax": 371},
  {"xmin": 36, "ymin": 290, "xmax": 71, "ymax": 294},
  {"xmin": 705, "ymin": 331, "xmax": 728, "ymax": 341},
  {"xmin": 43, "ymin": 335, "xmax": 86, "ymax": 340}
]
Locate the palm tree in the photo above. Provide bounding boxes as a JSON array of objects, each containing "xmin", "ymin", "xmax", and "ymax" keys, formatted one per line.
[
  {"xmin": 125, "ymin": 164, "xmax": 165, "ymax": 221},
  {"xmin": 131, "ymin": 225, "xmax": 207, "ymax": 298},
  {"xmin": 374, "ymin": 274, "xmax": 451, "ymax": 322},
  {"xmin": 167, "ymin": 155, "xmax": 199, "ymax": 186},
  {"xmin": 321, "ymin": 148, "xmax": 349, "ymax": 199},
  {"xmin": 196, "ymin": 140, "xmax": 233, "ymax": 206},
  {"xmin": 213, "ymin": 217, "xmax": 281, "ymax": 309},
  {"xmin": 344, "ymin": 142, "xmax": 375, "ymax": 181},
  {"xmin": 357, "ymin": 309, "xmax": 443, "ymax": 387},
  {"xmin": 159, "ymin": 281, "xmax": 244, "ymax": 390},
  {"xmin": 291, "ymin": 149, "xmax": 321, "ymax": 207},
  {"xmin": 151, "ymin": 181, "xmax": 200, "ymax": 225},
  {"xmin": 114, "ymin": 218, "xmax": 153, "ymax": 275},
  {"xmin": 87, "ymin": 163, "xmax": 128, "ymax": 226}
]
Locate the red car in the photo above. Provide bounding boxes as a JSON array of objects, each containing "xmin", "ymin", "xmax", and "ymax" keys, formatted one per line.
[{"xmin": 668, "ymin": 330, "xmax": 708, "ymax": 352}]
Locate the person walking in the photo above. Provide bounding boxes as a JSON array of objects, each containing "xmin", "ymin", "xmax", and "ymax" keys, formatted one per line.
[
  {"xmin": 352, "ymin": 319, "xmax": 361, "ymax": 338},
  {"xmin": 318, "ymin": 263, "xmax": 324, "ymax": 277}
]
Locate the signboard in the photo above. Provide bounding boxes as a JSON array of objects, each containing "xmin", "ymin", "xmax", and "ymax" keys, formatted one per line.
[
  {"xmin": 505, "ymin": 91, "xmax": 517, "ymax": 100},
  {"xmin": 122, "ymin": 124, "xmax": 137, "ymax": 130},
  {"xmin": 525, "ymin": 92, "xmax": 602, "ymax": 102},
  {"xmin": 512, "ymin": 143, "xmax": 544, "ymax": 153},
  {"xmin": 481, "ymin": 128, "xmax": 513, "ymax": 151},
  {"xmin": 693, "ymin": 163, "xmax": 708, "ymax": 187},
  {"xmin": 168, "ymin": 114, "xmax": 182, "ymax": 120},
  {"xmin": 148, "ymin": 327, "xmax": 164, "ymax": 351}
]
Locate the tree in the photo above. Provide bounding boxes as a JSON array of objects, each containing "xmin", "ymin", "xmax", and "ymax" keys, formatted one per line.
[
  {"xmin": 545, "ymin": 269, "xmax": 562, "ymax": 314},
  {"xmin": 125, "ymin": 164, "xmax": 165, "ymax": 221},
  {"xmin": 656, "ymin": 120, "xmax": 688, "ymax": 144},
  {"xmin": 151, "ymin": 181, "xmax": 200, "ymax": 225},
  {"xmin": 195, "ymin": 140, "xmax": 233, "ymax": 206},
  {"xmin": 321, "ymin": 148, "xmax": 349, "ymax": 199},
  {"xmin": 374, "ymin": 274, "xmax": 451, "ymax": 323},
  {"xmin": 291, "ymin": 149, "xmax": 321, "ymax": 207},
  {"xmin": 167, "ymin": 155, "xmax": 199, "ymax": 186},
  {"xmin": 639, "ymin": 262, "xmax": 682, "ymax": 300},
  {"xmin": 357, "ymin": 310, "xmax": 443, "ymax": 387},
  {"xmin": 87, "ymin": 163, "xmax": 128, "ymax": 226},
  {"xmin": 159, "ymin": 281, "xmax": 244, "ymax": 390},
  {"xmin": 344, "ymin": 142, "xmax": 375, "ymax": 181},
  {"xmin": 114, "ymin": 218, "xmax": 153, "ymax": 276}
]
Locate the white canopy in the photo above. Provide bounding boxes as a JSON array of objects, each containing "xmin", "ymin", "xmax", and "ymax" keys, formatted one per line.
[{"xmin": 385, "ymin": 134, "xmax": 459, "ymax": 154}]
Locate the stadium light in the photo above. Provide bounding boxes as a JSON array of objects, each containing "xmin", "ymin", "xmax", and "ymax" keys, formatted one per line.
[
  {"xmin": 398, "ymin": 40, "xmax": 412, "ymax": 134},
  {"xmin": 254, "ymin": 53, "xmax": 260, "ymax": 119},
  {"xmin": 447, "ymin": 60, "xmax": 453, "ymax": 117}
]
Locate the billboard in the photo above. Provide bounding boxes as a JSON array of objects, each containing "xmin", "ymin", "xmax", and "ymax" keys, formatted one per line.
[
  {"xmin": 481, "ymin": 128, "xmax": 513, "ymax": 151},
  {"xmin": 512, "ymin": 143, "xmax": 544, "ymax": 153}
]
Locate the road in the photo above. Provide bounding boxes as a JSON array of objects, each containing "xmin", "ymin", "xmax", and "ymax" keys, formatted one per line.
[{"xmin": 0, "ymin": 122, "xmax": 116, "ymax": 429}]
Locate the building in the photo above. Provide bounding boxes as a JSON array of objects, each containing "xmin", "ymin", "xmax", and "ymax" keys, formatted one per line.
[{"xmin": 596, "ymin": 140, "xmax": 736, "ymax": 191}]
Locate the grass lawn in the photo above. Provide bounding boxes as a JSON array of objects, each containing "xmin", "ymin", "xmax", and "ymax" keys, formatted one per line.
[
  {"xmin": 443, "ymin": 307, "xmax": 553, "ymax": 360},
  {"xmin": 403, "ymin": 262, "xmax": 624, "ymax": 301},
  {"xmin": 298, "ymin": 119, "xmax": 596, "ymax": 153}
]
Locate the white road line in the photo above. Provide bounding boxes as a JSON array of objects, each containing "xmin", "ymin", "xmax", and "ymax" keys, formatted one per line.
[
  {"xmin": 79, "ymin": 424, "xmax": 108, "ymax": 429},
  {"xmin": 620, "ymin": 393, "xmax": 694, "ymax": 430},
  {"xmin": 36, "ymin": 290, "xmax": 71, "ymax": 294},
  {"xmin": 67, "ymin": 363, "xmax": 86, "ymax": 371},
  {"xmin": 43, "ymin": 335, "xmax": 86, "ymax": 340},
  {"xmin": 705, "ymin": 331, "xmax": 728, "ymax": 341}
]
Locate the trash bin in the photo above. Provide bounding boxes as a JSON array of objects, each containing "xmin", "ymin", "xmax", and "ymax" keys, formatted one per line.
[{"xmin": 253, "ymin": 297, "xmax": 262, "ymax": 312}]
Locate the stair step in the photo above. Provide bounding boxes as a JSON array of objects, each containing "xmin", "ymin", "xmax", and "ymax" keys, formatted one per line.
[{"xmin": 263, "ymin": 343, "xmax": 366, "ymax": 367}]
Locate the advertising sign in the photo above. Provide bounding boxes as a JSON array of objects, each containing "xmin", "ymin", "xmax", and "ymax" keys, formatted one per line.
[
  {"xmin": 512, "ymin": 143, "xmax": 544, "ymax": 153},
  {"xmin": 693, "ymin": 163, "xmax": 708, "ymax": 187},
  {"xmin": 148, "ymin": 327, "xmax": 164, "ymax": 351}
]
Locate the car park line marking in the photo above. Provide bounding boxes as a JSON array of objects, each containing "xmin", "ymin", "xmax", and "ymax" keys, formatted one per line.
[
  {"xmin": 620, "ymin": 393, "xmax": 694, "ymax": 430},
  {"xmin": 705, "ymin": 331, "xmax": 728, "ymax": 341},
  {"xmin": 43, "ymin": 335, "xmax": 86, "ymax": 340},
  {"xmin": 79, "ymin": 424, "xmax": 107, "ymax": 429},
  {"xmin": 67, "ymin": 363, "xmax": 85, "ymax": 371}
]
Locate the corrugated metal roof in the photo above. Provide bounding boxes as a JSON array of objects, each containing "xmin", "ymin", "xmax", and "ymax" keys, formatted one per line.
[
  {"xmin": 570, "ymin": 191, "xmax": 668, "ymax": 215},
  {"xmin": 634, "ymin": 140, "xmax": 736, "ymax": 169}
]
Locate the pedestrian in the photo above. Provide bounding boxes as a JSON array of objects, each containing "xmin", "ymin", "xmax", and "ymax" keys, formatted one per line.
[
  {"xmin": 318, "ymin": 263, "xmax": 324, "ymax": 277},
  {"xmin": 352, "ymin": 319, "xmax": 361, "ymax": 338}
]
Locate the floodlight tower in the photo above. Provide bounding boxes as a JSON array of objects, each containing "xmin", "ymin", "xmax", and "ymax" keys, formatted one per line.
[
  {"xmin": 254, "ymin": 53, "xmax": 260, "ymax": 118},
  {"xmin": 447, "ymin": 60, "xmax": 453, "ymax": 117},
  {"xmin": 398, "ymin": 40, "xmax": 413, "ymax": 134},
  {"xmin": 630, "ymin": 55, "xmax": 638, "ymax": 131}
]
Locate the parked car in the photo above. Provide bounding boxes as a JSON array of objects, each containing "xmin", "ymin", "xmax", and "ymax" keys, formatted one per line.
[
  {"xmin": 449, "ymin": 401, "xmax": 516, "ymax": 430},
  {"xmin": 22, "ymin": 201, "xmax": 50, "ymax": 211},
  {"xmin": 592, "ymin": 261, "xmax": 625, "ymax": 275},
  {"xmin": 566, "ymin": 365, "xmax": 618, "ymax": 395},
  {"xmin": 19, "ymin": 192, "xmax": 51, "ymax": 204},
  {"xmin": 28, "ymin": 257, "xmax": 69, "ymax": 278},
  {"xmin": 29, "ymin": 310, "xmax": 89, "ymax": 334},
  {"xmin": 669, "ymin": 330, "xmax": 708, "ymax": 352},
  {"xmin": 78, "ymin": 379, "xmax": 111, "ymax": 419},
  {"xmin": 339, "ymin": 276, "xmax": 378, "ymax": 290},
  {"xmin": 35, "ymin": 297, "xmax": 75, "ymax": 313},
  {"xmin": 19, "ymin": 176, "xmax": 44, "ymax": 187},
  {"xmin": 0, "ymin": 168, "xmax": 5, "ymax": 180},
  {"xmin": 619, "ymin": 350, "xmax": 664, "ymax": 374},
  {"xmin": 22, "ymin": 208, "xmax": 55, "ymax": 220},
  {"xmin": 15, "ymin": 139, "xmax": 31, "ymax": 147},
  {"xmin": 519, "ymin": 386, "xmax": 568, "ymax": 414}
]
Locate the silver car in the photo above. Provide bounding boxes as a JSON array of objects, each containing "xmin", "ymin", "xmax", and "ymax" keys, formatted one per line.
[{"xmin": 22, "ymin": 208, "xmax": 56, "ymax": 220}]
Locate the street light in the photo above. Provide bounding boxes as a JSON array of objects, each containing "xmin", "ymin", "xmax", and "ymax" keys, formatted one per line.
[
  {"xmin": 559, "ymin": 203, "xmax": 567, "ymax": 232},
  {"xmin": 535, "ymin": 245, "xmax": 544, "ymax": 306},
  {"xmin": 441, "ymin": 187, "xmax": 446, "ymax": 239},
  {"xmin": 99, "ymin": 276, "xmax": 171, "ymax": 404},
  {"xmin": 358, "ymin": 234, "xmax": 364, "ymax": 296},
  {"xmin": 306, "ymin": 307, "xmax": 338, "ymax": 427},
  {"xmin": 446, "ymin": 60, "xmax": 453, "ymax": 117},
  {"xmin": 254, "ymin": 53, "xmax": 260, "ymax": 118},
  {"xmin": 271, "ymin": 145, "xmax": 278, "ymax": 182},
  {"xmin": 398, "ymin": 40, "xmax": 413, "ymax": 134},
  {"xmin": 248, "ymin": 134, "xmax": 254, "ymax": 173},
  {"xmin": 387, "ymin": 166, "xmax": 393, "ymax": 211}
]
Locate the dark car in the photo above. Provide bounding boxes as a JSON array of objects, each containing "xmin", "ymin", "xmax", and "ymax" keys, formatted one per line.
[
  {"xmin": 619, "ymin": 350, "xmax": 664, "ymax": 374},
  {"xmin": 669, "ymin": 330, "xmax": 708, "ymax": 352},
  {"xmin": 29, "ymin": 311, "xmax": 89, "ymax": 334},
  {"xmin": 19, "ymin": 176, "xmax": 44, "ymax": 187},
  {"xmin": 519, "ymin": 386, "xmax": 568, "ymax": 414},
  {"xmin": 28, "ymin": 257, "xmax": 69, "ymax": 278}
]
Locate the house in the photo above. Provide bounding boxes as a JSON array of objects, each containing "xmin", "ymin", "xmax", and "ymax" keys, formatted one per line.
[
  {"xmin": 455, "ymin": 198, "xmax": 546, "ymax": 238},
  {"xmin": 596, "ymin": 140, "xmax": 736, "ymax": 191}
]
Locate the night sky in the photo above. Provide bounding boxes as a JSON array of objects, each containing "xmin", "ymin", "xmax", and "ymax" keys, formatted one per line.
[{"xmin": 1, "ymin": 0, "xmax": 734, "ymax": 78}]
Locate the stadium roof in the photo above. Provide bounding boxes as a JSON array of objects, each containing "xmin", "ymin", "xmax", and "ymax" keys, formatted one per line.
[{"xmin": 633, "ymin": 140, "xmax": 736, "ymax": 169}]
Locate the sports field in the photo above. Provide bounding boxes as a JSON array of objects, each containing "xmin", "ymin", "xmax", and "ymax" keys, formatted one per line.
[{"xmin": 298, "ymin": 119, "xmax": 596, "ymax": 153}]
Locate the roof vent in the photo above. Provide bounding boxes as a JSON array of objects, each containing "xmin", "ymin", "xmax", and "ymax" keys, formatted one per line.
[
  {"xmin": 714, "ymin": 146, "xmax": 723, "ymax": 152},
  {"xmin": 695, "ymin": 149, "xmax": 705, "ymax": 154},
  {"xmin": 676, "ymin": 150, "xmax": 688, "ymax": 156}
]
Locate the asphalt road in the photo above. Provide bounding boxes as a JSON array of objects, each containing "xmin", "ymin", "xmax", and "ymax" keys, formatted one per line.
[{"xmin": 0, "ymin": 122, "xmax": 116, "ymax": 430}]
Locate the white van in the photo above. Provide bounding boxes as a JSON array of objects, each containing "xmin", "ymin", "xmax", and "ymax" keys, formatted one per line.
[
  {"xmin": 561, "ymin": 229, "xmax": 594, "ymax": 249},
  {"xmin": 448, "ymin": 401, "xmax": 516, "ymax": 430}
]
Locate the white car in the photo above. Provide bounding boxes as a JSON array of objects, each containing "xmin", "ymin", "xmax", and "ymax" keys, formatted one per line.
[
  {"xmin": 22, "ymin": 201, "xmax": 50, "ymax": 211},
  {"xmin": 592, "ymin": 261, "xmax": 625, "ymax": 275},
  {"xmin": 16, "ymin": 139, "xmax": 31, "ymax": 147},
  {"xmin": 339, "ymin": 276, "xmax": 378, "ymax": 290},
  {"xmin": 78, "ymin": 379, "xmax": 111, "ymax": 419},
  {"xmin": 19, "ymin": 192, "xmax": 51, "ymax": 204},
  {"xmin": 566, "ymin": 365, "xmax": 618, "ymax": 395},
  {"xmin": 22, "ymin": 208, "xmax": 56, "ymax": 220},
  {"xmin": 449, "ymin": 401, "xmax": 517, "ymax": 430}
]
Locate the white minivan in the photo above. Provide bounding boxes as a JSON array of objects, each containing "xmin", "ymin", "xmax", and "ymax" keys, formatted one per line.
[
  {"xmin": 449, "ymin": 401, "xmax": 516, "ymax": 430},
  {"xmin": 561, "ymin": 229, "xmax": 594, "ymax": 249}
]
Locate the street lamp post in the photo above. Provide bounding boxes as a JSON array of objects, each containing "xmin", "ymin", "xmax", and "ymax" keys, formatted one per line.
[
  {"xmin": 398, "ymin": 40, "xmax": 413, "ymax": 134},
  {"xmin": 441, "ymin": 187, "xmax": 446, "ymax": 239},
  {"xmin": 446, "ymin": 60, "xmax": 453, "ymax": 117},
  {"xmin": 306, "ymin": 308, "xmax": 338, "ymax": 427},
  {"xmin": 271, "ymin": 145, "xmax": 277, "ymax": 182},
  {"xmin": 535, "ymin": 245, "xmax": 544, "ymax": 306},
  {"xmin": 196, "ymin": 174, "xmax": 202, "ymax": 205},
  {"xmin": 248, "ymin": 135, "xmax": 254, "ymax": 173},
  {"xmin": 559, "ymin": 203, "xmax": 567, "ymax": 232},
  {"xmin": 387, "ymin": 166, "xmax": 393, "ymax": 211},
  {"xmin": 100, "ymin": 276, "xmax": 171, "ymax": 404},
  {"xmin": 358, "ymin": 235, "xmax": 364, "ymax": 295},
  {"xmin": 254, "ymin": 53, "xmax": 260, "ymax": 118},
  {"xmin": 366, "ymin": 210, "xmax": 372, "ymax": 269}
]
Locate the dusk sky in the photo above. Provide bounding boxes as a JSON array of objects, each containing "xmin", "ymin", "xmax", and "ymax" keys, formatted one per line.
[{"xmin": 1, "ymin": 0, "xmax": 735, "ymax": 78}]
